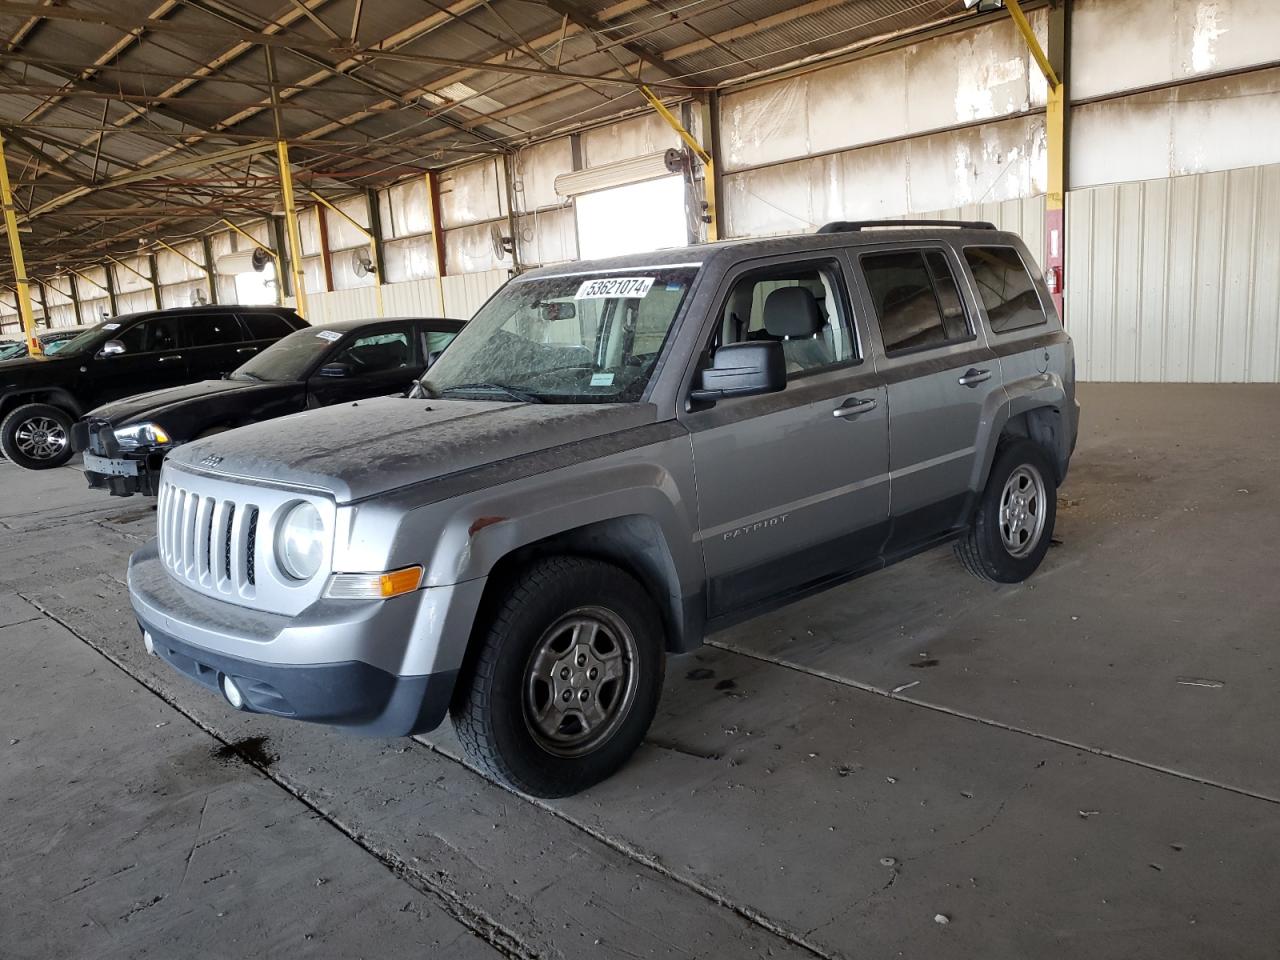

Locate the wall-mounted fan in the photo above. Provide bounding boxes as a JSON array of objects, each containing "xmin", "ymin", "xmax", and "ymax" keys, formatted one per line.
[
  {"xmin": 353, "ymin": 247, "xmax": 377, "ymax": 278},
  {"xmin": 489, "ymin": 222, "xmax": 514, "ymax": 261}
]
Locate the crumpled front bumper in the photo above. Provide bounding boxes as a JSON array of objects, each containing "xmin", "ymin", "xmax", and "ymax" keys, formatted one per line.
[
  {"xmin": 127, "ymin": 541, "xmax": 479, "ymax": 736},
  {"xmin": 72, "ymin": 418, "xmax": 163, "ymax": 497}
]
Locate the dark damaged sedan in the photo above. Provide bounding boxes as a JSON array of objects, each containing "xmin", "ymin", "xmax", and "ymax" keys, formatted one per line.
[{"xmin": 74, "ymin": 315, "xmax": 462, "ymax": 496}]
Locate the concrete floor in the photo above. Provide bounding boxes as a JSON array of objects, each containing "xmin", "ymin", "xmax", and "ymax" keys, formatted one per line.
[{"xmin": 3, "ymin": 382, "xmax": 1279, "ymax": 960}]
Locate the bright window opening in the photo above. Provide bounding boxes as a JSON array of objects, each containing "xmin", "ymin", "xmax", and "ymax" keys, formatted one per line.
[{"xmin": 574, "ymin": 176, "xmax": 688, "ymax": 260}]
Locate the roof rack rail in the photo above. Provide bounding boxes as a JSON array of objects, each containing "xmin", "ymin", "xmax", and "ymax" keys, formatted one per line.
[{"xmin": 817, "ymin": 219, "xmax": 997, "ymax": 233}]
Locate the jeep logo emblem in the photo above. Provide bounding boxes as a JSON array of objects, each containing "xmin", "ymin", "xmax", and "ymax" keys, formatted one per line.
[{"xmin": 200, "ymin": 455, "xmax": 224, "ymax": 467}]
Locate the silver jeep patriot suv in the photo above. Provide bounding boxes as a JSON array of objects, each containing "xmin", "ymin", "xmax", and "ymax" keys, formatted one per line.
[{"xmin": 128, "ymin": 220, "xmax": 1078, "ymax": 797}]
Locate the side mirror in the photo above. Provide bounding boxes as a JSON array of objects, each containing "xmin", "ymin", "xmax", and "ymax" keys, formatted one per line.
[
  {"xmin": 319, "ymin": 362, "xmax": 351, "ymax": 378},
  {"xmin": 427, "ymin": 350, "xmax": 443, "ymax": 367},
  {"xmin": 690, "ymin": 340, "xmax": 786, "ymax": 404},
  {"xmin": 99, "ymin": 339, "xmax": 126, "ymax": 357}
]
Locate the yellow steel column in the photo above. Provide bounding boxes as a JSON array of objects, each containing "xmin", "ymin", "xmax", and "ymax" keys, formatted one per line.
[
  {"xmin": 0, "ymin": 131, "xmax": 39, "ymax": 351},
  {"xmin": 1006, "ymin": 0, "xmax": 1066, "ymax": 318},
  {"xmin": 275, "ymin": 140, "xmax": 308, "ymax": 319},
  {"xmin": 639, "ymin": 85, "xmax": 718, "ymax": 243}
]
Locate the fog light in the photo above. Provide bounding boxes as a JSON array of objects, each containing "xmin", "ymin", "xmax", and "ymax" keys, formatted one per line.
[
  {"xmin": 142, "ymin": 630, "xmax": 155, "ymax": 656},
  {"xmin": 221, "ymin": 674, "xmax": 245, "ymax": 710}
]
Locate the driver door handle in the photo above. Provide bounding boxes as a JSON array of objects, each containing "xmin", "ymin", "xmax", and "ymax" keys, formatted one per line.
[
  {"xmin": 833, "ymin": 396, "xmax": 877, "ymax": 419},
  {"xmin": 958, "ymin": 368, "xmax": 991, "ymax": 387},
  {"xmin": 158, "ymin": 354, "xmax": 183, "ymax": 362},
  {"xmin": 236, "ymin": 346, "xmax": 258, "ymax": 354}
]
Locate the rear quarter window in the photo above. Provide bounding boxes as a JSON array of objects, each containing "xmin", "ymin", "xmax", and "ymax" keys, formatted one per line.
[
  {"xmin": 242, "ymin": 312, "xmax": 302, "ymax": 340},
  {"xmin": 964, "ymin": 246, "xmax": 1048, "ymax": 334}
]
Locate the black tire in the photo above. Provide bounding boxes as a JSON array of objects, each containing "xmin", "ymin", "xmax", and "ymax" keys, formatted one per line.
[
  {"xmin": 0, "ymin": 403, "xmax": 76, "ymax": 470},
  {"xmin": 451, "ymin": 556, "xmax": 665, "ymax": 798},
  {"xmin": 955, "ymin": 438, "xmax": 1057, "ymax": 583}
]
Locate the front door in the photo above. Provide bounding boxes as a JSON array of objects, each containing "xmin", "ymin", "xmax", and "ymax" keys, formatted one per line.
[
  {"xmin": 84, "ymin": 313, "xmax": 189, "ymax": 408},
  {"xmin": 853, "ymin": 246, "xmax": 1003, "ymax": 552},
  {"xmin": 306, "ymin": 324, "xmax": 421, "ymax": 407},
  {"xmin": 683, "ymin": 256, "xmax": 891, "ymax": 620}
]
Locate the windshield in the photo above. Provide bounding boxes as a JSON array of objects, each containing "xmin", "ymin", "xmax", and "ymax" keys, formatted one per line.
[
  {"xmin": 232, "ymin": 326, "xmax": 338, "ymax": 382},
  {"xmin": 0, "ymin": 341, "xmax": 27, "ymax": 361},
  {"xmin": 422, "ymin": 267, "xmax": 696, "ymax": 403},
  {"xmin": 52, "ymin": 318, "xmax": 122, "ymax": 356},
  {"xmin": 42, "ymin": 333, "xmax": 79, "ymax": 355}
]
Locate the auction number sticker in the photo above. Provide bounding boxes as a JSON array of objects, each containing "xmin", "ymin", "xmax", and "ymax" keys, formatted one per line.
[
  {"xmin": 315, "ymin": 330, "xmax": 342, "ymax": 341},
  {"xmin": 575, "ymin": 276, "xmax": 654, "ymax": 300}
]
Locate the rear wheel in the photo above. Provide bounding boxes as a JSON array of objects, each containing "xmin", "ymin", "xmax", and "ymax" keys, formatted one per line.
[
  {"xmin": 1, "ymin": 403, "xmax": 75, "ymax": 470},
  {"xmin": 451, "ymin": 556, "xmax": 664, "ymax": 798},
  {"xmin": 955, "ymin": 438, "xmax": 1057, "ymax": 583}
]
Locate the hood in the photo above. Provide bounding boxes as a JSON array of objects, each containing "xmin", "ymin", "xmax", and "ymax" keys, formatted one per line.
[
  {"xmin": 0, "ymin": 352, "xmax": 78, "ymax": 384},
  {"xmin": 166, "ymin": 395, "xmax": 663, "ymax": 504},
  {"xmin": 91, "ymin": 378, "xmax": 289, "ymax": 425}
]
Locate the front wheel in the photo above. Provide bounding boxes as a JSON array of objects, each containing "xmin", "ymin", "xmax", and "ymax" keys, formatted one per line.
[
  {"xmin": 1, "ymin": 403, "xmax": 76, "ymax": 470},
  {"xmin": 451, "ymin": 557, "xmax": 665, "ymax": 798},
  {"xmin": 955, "ymin": 439, "xmax": 1057, "ymax": 583}
]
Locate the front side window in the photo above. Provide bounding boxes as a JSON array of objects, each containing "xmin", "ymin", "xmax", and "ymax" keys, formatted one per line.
[
  {"xmin": 117, "ymin": 316, "xmax": 179, "ymax": 354},
  {"xmin": 423, "ymin": 267, "xmax": 696, "ymax": 403},
  {"xmin": 233, "ymin": 326, "xmax": 343, "ymax": 382},
  {"xmin": 716, "ymin": 261, "xmax": 856, "ymax": 377},
  {"xmin": 333, "ymin": 330, "xmax": 413, "ymax": 374},
  {"xmin": 860, "ymin": 249, "xmax": 973, "ymax": 355},
  {"xmin": 423, "ymin": 329, "xmax": 457, "ymax": 359},
  {"xmin": 964, "ymin": 246, "xmax": 1048, "ymax": 333},
  {"xmin": 184, "ymin": 313, "xmax": 244, "ymax": 347}
]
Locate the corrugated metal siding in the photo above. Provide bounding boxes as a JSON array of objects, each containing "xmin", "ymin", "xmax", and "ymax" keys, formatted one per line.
[
  {"xmin": 1068, "ymin": 163, "xmax": 1280, "ymax": 382},
  {"xmin": 302, "ymin": 270, "xmax": 507, "ymax": 325}
]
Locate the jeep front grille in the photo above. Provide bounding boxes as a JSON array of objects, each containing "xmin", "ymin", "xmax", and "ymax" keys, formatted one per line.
[{"xmin": 157, "ymin": 479, "xmax": 260, "ymax": 599}]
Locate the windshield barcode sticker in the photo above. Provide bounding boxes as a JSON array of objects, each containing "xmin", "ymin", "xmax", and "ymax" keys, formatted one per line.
[
  {"xmin": 575, "ymin": 276, "xmax": 654, "ymax": 300},
  {"xmin": 315, "ymin": 330, "xmax": 342, "ymax": 341}
]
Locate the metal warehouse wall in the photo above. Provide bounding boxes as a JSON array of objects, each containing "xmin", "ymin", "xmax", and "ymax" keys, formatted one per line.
[
  {"xmin": 1069, "ymin": 163, "xmax": 1280, "ymax": 383},
  {"xmin": 6, "ymin": 0, "xmax": 1279, "ymax": 384}
]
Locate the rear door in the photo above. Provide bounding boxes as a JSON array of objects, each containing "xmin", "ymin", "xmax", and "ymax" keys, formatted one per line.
[
  {"xmin": 684, "ymin": 254, "xmax": 890, "ymax": 619},
  {"xmin": 854, "ymin": 245, "xmax": 1002, "ymax": 553},
  {"xmin": 306, "ymin": 322, "xmax": 421, "ymax": 407},
  {"xmin": 85, "ymin": 314, "xmax": 189, "ymax": 407},
  {"xmin": 179, "ymin": 312, "xmax": 247, "ymax": 381}
]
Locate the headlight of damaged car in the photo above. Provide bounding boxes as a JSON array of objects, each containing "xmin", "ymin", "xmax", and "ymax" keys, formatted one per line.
[
  {"xmin": 113, "ymin": 422, "xmax": 172, "ymax": 450},
  {"xmin": 277, "ymin": 502, "xmax": 326, "ymax": 581}
]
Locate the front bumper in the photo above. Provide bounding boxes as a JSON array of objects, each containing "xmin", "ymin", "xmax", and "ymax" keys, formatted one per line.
[
  {"xmin": 128, "ymin": 542, "xmax": 472, "ymax": 736},
  {"xmin": 72, "ymin": 418, "xmax": 163, "ymax": 497}
]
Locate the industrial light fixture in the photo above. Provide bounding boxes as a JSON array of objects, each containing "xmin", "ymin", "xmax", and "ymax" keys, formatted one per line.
[{"xmin": 962, "ymin": 0, "xmax": 1005, "ymax": 10}]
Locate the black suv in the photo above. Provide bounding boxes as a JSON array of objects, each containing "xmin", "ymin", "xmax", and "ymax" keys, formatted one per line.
[{"xmin": 0, "ymin": 305, "xmax": 305, "ymax": 470}]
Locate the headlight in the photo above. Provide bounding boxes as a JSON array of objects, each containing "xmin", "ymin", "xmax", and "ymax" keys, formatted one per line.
[
  {"xmin": 114, "ymin": 422, "xmax": 172, "ymax": 450},
  {"xmin": 276, "ymin": 502, "xmax": 326, "ymax": 581}
]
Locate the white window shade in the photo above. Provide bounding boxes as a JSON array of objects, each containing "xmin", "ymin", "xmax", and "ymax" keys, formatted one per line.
[{"xmin": 555, "ymin": 150, "xmax": 680, "ymax": 199}]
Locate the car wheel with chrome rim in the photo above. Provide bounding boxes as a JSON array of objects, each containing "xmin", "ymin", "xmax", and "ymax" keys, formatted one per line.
[
  {"xmin": 955, "ymin": 438, "xmax": 1057, "ymax": 583},
  {"xmin": 452, "ymin": 556, "xmax": 664, "ymax": 798},
  {"xmin": 1, "ymin": 402, "xmax": 76, "ymax": 470}
]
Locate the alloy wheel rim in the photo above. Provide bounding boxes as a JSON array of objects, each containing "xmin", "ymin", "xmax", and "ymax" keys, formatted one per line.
[
  {"xmin": 999, "ymin": 463, "xmax": 1047, "ymax": 559},
  {"xmin": 14, "ymin": 416, "xmax": 68, "ymax": 461},
  {"xmin": 523, "ymin": 606, "xmax": 639, "ymax": 758}
]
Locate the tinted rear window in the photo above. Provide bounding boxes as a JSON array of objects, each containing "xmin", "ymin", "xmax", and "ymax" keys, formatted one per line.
[
  {"xmin": 964, "ymin": 246, "xmax": 1048, "ymax": 333},
  {"xmin": 242, "ymin": 312, "xmax": 300, "ymax": 340},
  {"xmin": 184, "ymin": 313, "xmax": 244, "ymax": 346}
]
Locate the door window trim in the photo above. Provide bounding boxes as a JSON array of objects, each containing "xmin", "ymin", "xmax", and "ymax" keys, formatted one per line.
[
  {"xmin": 855, "ymin": 244, "xmax": 978, "ymax": 360},
  {"xmin": 699, "ymin": 255, "xmax": 864, "ymax": 387}
]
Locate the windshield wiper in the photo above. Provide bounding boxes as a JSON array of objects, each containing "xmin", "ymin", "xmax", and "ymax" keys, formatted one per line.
[{"xmin": 435, "ymin": 382, "xmax": 544, "ymax": 403}]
